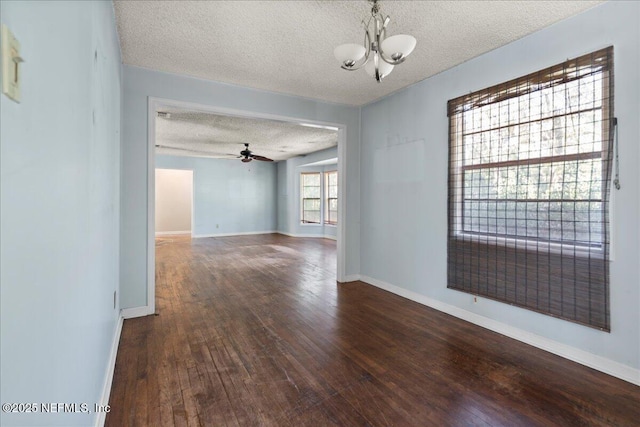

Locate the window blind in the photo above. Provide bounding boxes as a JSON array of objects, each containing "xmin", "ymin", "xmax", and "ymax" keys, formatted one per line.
[{"xmin": 447, "ymin": 47, "xmax": 614, "ymax": 330}]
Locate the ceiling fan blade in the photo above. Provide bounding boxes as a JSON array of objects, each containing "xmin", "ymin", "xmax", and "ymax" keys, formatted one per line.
[
  {"xmin": 241, "ymin": 157, "xmax": 252, "ymax": 163},
  {"xmin": 251, "ymin": 155, "xmax": 274, "ymax": 162}
]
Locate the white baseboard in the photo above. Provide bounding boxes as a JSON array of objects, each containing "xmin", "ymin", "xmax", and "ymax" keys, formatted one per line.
[
  {"xmin": 277, "ymin": 231, "xmax": 337, "ymax": 240},
  {"xmin": 340, "ymin": 274, "xmax": 362, "ymax": 283},
  {"xmin": 359, "ymin": 274, "xmax": 640, "ymax": 386},
  {"xmin": 121, "ymin": 305, "xmax": 154, "ymax": 319},
  {"xmin": 95, "ymin": 314, "xmax": 123, "ymax": 427},
  {"xmin": 193, "ymin": 230, "xmax": 277, "ymax": 238},
  {"xmin": 155, "ymin": 230, "xmax": 191, "ymax": 236}
]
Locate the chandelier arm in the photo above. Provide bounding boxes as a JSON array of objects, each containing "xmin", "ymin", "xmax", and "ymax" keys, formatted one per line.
[
  {"xmin": 374, "ymin": 14, "xmax": 383, "ymax": 43},
  {"xmin": 371, "ymin": 13, "xmax": 384, "ymax": 82},
  {"xmin": 383, "ymin": 16, "xmax": 390, "ymax": 29},
  {"xmin": 340, "ymin": 29, "xmax": 371, "ymax": 71},
  {"xmin": 375, "ymin": 13, "xmax": 406, "ymax": 65},
  {"xmin": 340, "ymin": 52, "xmax": 370, "ymax": 71},
  {"xmin": 374, "ymin": 54, "xmax": 382, "ymax": 82},
  {"xmin": 362, "ymin": 15, "xmax": 373, "ymax": 30},
  {"xmin": 364, "ymin": 25, "xmax": 372, "ymax": 58}
]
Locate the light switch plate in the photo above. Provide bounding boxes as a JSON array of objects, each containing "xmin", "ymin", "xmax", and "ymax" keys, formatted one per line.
[{"xmin": 1, "ymin": 24, "xmax": 23, "ymax": 102}]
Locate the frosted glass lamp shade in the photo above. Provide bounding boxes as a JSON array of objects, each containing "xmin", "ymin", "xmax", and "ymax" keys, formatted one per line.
[
  {"xmin": 365, "ymin": 56, "xmax": 394, "ymax": 78},
  {"xmin": 381, "ymin": 34, "xmax": 416, "ymax": 60},
  {"xmin": 334, "ymin": 43, "xmax": 366, "ymax": 66}
]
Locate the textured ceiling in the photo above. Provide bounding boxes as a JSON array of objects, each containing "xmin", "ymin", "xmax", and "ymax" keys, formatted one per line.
[
  {"xmin": 155, "ymin": 109, "xmax": 338, "ymax": 161},
  {"xmin": 114, "ymin": 0, "xmax": 602, "ymax": 106}
]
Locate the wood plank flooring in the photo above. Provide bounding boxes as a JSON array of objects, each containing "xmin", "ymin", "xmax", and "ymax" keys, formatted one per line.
[{"xmin": 106, "ymin": 234, "xmax": 640, "ymax": 426}]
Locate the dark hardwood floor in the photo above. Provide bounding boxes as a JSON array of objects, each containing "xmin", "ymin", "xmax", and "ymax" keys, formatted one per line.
[{"xmin": 106, "ymin": 234, "xmax": 640, "ymax": 426}]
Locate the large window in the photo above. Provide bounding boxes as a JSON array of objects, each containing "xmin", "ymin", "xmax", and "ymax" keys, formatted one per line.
[
  {"xmin": 447, "ymin": 47, "xmax": 614, "ymax": 330},
  {"xmin": 301, "ymin": 172, "xmax": 321, "ymax": 224},
  {"xmin": 325, "ymin": 171, "xmax": 338, "ymax": 225},
  {"xmin": 300, "ymin": 170, "xmax": 338, "ymax": 225}
]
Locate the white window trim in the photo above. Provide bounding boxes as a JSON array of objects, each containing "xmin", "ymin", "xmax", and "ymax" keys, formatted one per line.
[
  {"xmin": 300, "ymin": 171, "xmax": 323, "ymax": 226},
  {"xmin": 299, "ymin": 170, "xmax": 338, "ymax": 226},
  {"xmin": 324, "ymin": 170, "xmax": 338, "ymax": 226}
]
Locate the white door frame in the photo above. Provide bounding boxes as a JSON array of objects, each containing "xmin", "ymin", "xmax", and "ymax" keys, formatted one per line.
[{"xmin": 146, "ymin": 97, "xmax": 348, "ymax": 314}]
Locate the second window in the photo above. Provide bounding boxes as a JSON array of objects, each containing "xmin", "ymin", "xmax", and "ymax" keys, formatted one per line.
[{"xmin": 301, "ymin": 171, "xmax": 338, "ymax": 225}]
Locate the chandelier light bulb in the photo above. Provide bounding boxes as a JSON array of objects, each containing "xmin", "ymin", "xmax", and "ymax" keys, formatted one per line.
[
  {"xmin": 380, "ymin": 34, "xmax": 417, "ymax": 62},
  {"xmin": 365, "ymin": 57, "xmax": 394, "ymax": 79},
  {"xmin": 334, "ymin": 44, "xmax": 366, "ymax": 68}
]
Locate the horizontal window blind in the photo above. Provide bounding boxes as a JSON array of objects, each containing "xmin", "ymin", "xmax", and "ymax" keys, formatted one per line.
[{"xmin": 447, "ymin": 47, "xmax": 614, "ymax": 330}]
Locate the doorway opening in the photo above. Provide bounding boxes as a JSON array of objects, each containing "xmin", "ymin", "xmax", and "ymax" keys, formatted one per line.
[
  {"xmin": 146, "ymin": 98, "xmax": 347, "ymax": 314},
  {"xmin": 155, "ymin": 168, "xmax": 193, "ymax": 237}
]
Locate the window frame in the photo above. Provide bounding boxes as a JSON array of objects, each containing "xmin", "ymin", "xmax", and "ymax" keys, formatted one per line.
[
  {"xmin": 300, "ymin": 172, "xmax": 322, "ymax": 225},
  {"xmin": 299, "ymin": 170, "xmax": 338, "ymax": 226},
  {"xmin": 324, "ymin": 170, "xmax": 338, "ymax": 226},
  {"xmin": 446, "ymin": 47, "xmax": 614, "ymax": 331},
  {"xmin": 449, "ymin": 56, "xmax": 612, "ymax": 256}
]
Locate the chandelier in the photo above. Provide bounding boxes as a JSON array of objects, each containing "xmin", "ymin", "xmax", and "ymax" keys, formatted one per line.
[{"xmin": 334, "ymin": 0, "xmax": 416, "ymax": 82}]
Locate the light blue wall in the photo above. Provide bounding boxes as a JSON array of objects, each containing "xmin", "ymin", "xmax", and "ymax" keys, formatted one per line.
[
  {"xmin": 360, "ymin": 1, "xmax": 640, "ymax": 371},
  {"xmin": 277, "ymin": 146, "xmax": 338, "ymax": 238},
  {"xmin": 156, "ymin": 155, "xmax": 277, "ymax": 236},
  {"xmin": 121, "ymin": 66, "xmax": 360, "ymax": 309},
  {"xmin": 0, "ymin": 1, "xmax": 122, "ymax": 426},
  {"xmin": 277, "ymin": 161, "xmax": 289, "ymax": 233}
]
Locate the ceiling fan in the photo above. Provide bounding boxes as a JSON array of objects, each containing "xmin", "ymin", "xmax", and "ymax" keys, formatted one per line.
[{"xmin": 239, "ymin": 143, "xmax": 273, "ymax": 163}]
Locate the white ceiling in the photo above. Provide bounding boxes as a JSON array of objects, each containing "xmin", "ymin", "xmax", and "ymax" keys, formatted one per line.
[
  {"xmin": 114, "ymin": 0, "xmax": 601, "ymax": 106},
  {"xmin": 155, "ymin": 109, "xmax": 338, "ymax": 161}
]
